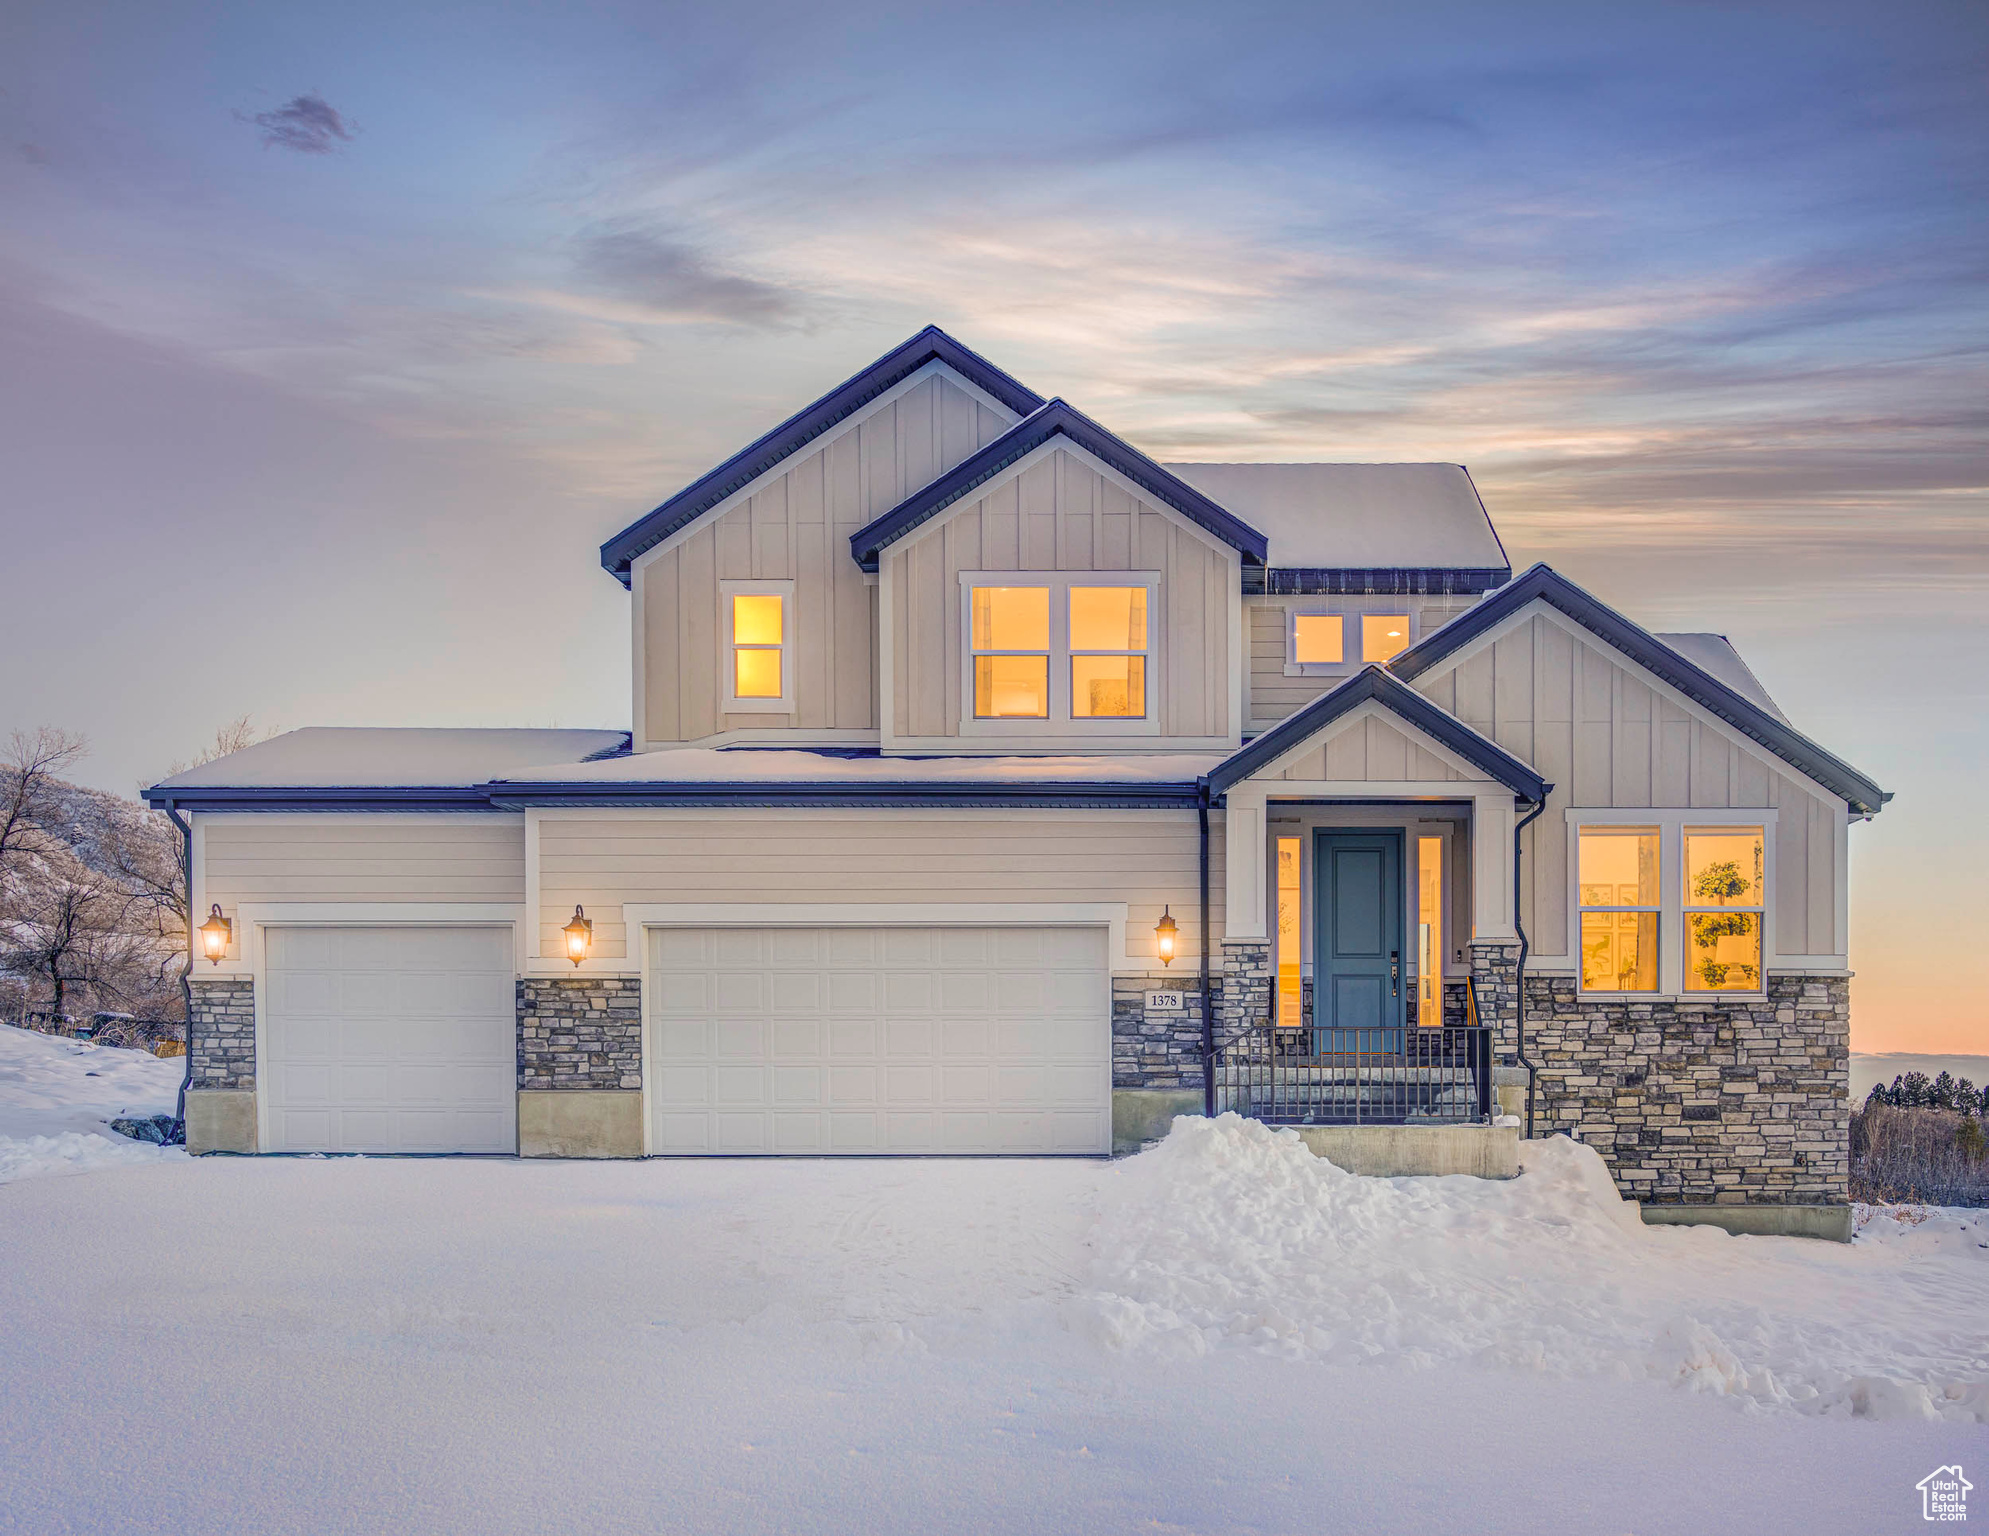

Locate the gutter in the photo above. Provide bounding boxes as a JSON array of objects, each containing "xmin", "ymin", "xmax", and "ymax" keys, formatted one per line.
[
  {"xmin": 1197, "ymin": 778, "xmax": 1213, "ymax": 1118},
  {"xmin": 1512, "ymin": 794, "xmax": 1552, "ymax": 1139},
  {"xmin": 159, "ymin": 799, "xmax": 195, "ymax": 1138}
]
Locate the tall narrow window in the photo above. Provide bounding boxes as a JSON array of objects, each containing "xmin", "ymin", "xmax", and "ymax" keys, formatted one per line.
[
  {"xmin": 730, "ymin": 593, "xmax": 784, "ymax": 699},
  {"xmin": 1068, "ymin": 586, "xmax": 1148, "ymax": 718},
  {"xmin": 1361, "ymin": 614, "xmax": 1412, "ymax": 663},
  {"xmin": 1578, "ymin": 827, "xmax": 1660, "ymax": 992},
  {"xmin": 1292, "ymin": 613, "xmax": 1343, "ymax": 665},
  {"xmin": 1275, "ymin": 836, "xmax": 1302, "ymax": 1029},
  {"xmin": 971, "ymin": 586, "xmax": 1050, "ymax": 718},
  {"xmin": 1417, "ymin": 835, "xmax": 1444, "ymax": 1028},
  {"xmin": 1684, "ymin": 827, "xmax": 1765, "ymax": 991}
]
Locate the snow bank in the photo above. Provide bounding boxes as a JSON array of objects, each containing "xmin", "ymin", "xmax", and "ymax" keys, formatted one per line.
[
  {"xmin": 1070, "ymin": 1115, "xmax": 1988, "ymax": 1422},
  {"xmin": 0, "ymin": 1025, "xmax": 184, "ymax": 1182}
]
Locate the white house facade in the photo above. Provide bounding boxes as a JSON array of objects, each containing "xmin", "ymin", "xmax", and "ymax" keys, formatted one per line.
[{"xmin": 149, "ymin": 327, "xmax": 1887, "ymax": 1236}]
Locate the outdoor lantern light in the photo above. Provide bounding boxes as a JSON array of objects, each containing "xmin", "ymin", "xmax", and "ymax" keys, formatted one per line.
[
  {"xmin": 1154, "ymin": 907, "xmax": 1178, "ymax": 966},
  {"xmin": 562, "ymin": 905, "xmax": 593, "ymax": 966},
  {"xmin": 198, "ymin": 904, "xmax": 232, "ymax": 965}
]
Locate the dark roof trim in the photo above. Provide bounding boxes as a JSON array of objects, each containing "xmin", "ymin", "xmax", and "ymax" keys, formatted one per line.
[
  {"xmin": 1390, "ymin": 563, "xmax": 1889, "ymax": 815},
  {"xmin": 1207, "ymin": 666, "xmax": 1550, "ymax": 800},
  {"xmin": 600, "ymin": 327, "xmax": 1045, "ymax": 587},
  {"xmin": 1252, "ymin": 566, "xmax": 1511, "ymax": 597},
  {"xmin": 849, "ymin": 399, "xmax": 1270, "ymax": 571},
  {"xmin": 483, "ymin": 781, "xmax": 1202, "ymax": 811},
  {"xmin": 144, "ymin": 786, "xmax": 508, "ymax": 813}
]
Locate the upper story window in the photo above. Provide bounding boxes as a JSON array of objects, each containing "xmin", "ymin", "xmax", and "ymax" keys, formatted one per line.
[
  {"xmin": 1575, "ymin": 818, "xmax": 1767, "ymax": 995},
  {"xmin": 962, "ymin": 572, "xmax": 1158, "ymax": 731},
  {"xmin": 720, "ymin": 579, "xmax": 795, "ymax": 712},
  {"xmin": 1287, "ymin": 605, "xmax": 1415, "ymax": 673}
]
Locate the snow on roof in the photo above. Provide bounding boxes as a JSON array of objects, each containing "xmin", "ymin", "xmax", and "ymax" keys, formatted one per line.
[
  {"xmin": 493, "ymin": 747, "xmax": 1229, "ymax": 785},
  {"xmin": 1651, "ymin": 635, "xmax": 1789, "ymax": 724},
  {"xmin": 1161, "ymin": 463, "xmax": 1508, "ymax": 570},
  {"xmin": 153, "ymin": 728, "xmax": 631, "ymax": 789}
]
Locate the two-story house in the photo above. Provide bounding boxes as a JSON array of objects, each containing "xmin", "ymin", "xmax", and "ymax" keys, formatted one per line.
[{"xmin": 149, "ymin": 326, "xmax": 1886, "ymax": 1237}]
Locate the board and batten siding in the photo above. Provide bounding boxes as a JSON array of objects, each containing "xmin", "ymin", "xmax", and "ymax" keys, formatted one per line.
[
  {"xmin": 1409, "ymin": 612, "xmax": 1843, "ymax": 962},
  {"xmin": 535, "ymin": 808, "xmax": 1224, "ymax": 966},
  {"xmin": 200, "ymin": 815, "xmax": 526, "ymax": 906},
  {"xmin": 1248, "ymin": 596, "xmax": 1482, "ymax": 732},
  {"xmin": 888, "ymin": 448, "xmax": 1236, "ymax": 742},
  {"xmin": 638, "ymin": 370, "xmax": 1012, "ymax": 745},
  {"xmin": 1262, "ymin": 712, "xmax": 1467, "ymax": 783}
]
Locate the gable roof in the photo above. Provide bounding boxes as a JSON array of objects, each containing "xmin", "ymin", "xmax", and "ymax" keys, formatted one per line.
[
  {"xmin": 848, "ymin": 398, "xmax": 1270, "ymax": 572},
  {"xmin": 1207, "ymin": 665, "xmax": 1549, "ymax": 801},
  {"xmin": 1162, "ymin": 462, "xmax": 1509, "ymax": 575},
  {"xmin": 1652, "ymin": 632, "xmax": 1788, "ymax": 723},
  {"xmin": 599, "ymin": 326, "xmax": 1045, "ymax": 587},
  {"xmin": 1391, "ymin": 564, "xmax": 1888, "ymax": 815}
]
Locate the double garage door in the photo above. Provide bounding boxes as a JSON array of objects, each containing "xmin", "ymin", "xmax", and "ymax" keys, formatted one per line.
[
  {"xmin": 647, "ymin": 925, "xmax": 1111, "ymax": 1155},
  {"xmin": 261, "ymin": 922, "xmax": 1111, "ymax": 1156}
]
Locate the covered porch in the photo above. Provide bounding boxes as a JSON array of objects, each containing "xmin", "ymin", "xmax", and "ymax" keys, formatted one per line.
[{"xmin": 1208, "ymin": 668, "xmax": 1548, "ymax": 1130}]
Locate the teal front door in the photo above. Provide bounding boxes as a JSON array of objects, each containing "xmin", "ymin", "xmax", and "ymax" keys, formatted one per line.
[{"xmin": 1312, "ymin": 830, "xmax": 1405, "ymax": 1054}]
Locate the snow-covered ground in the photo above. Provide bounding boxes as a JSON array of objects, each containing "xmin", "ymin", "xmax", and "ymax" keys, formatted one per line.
[
  {"xmin": 1, "ymin": 1025, "xmax": 1982, "ymax": 1535},
  {"xmin": 0, "ymin": 1023, "xmax": 185, "ymax": 1182}
]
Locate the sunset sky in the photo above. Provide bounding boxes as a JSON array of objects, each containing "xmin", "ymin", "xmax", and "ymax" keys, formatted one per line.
[{"xmin": 1, "ymin": 1, "xmax": 1983, "ymax": 1050}]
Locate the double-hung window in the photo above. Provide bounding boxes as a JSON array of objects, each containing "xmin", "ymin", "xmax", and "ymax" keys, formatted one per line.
[
  {"xmin": 1575, "ymin": 818, "xmax": 1768, "ymax": 994},
  {"xmin": 720, "ymin": 579, "xmax": 794, "ymax": 712},
  {"xmin": 963, "ymin": 573, "xmax": 1157, "ymax": 729}
]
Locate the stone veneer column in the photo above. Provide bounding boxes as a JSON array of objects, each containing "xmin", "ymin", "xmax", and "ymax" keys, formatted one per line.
[
  {"xmin": 1467, "ymin": 941, "xmax": 1520, "ymax": 1058},
  {"xmin": 184, "ymin": 977, "xmax": 257, "ymax": 1154},
  {"xmin": 515, "ymin": 976, "xmax": 644, "ymax": 1157}
]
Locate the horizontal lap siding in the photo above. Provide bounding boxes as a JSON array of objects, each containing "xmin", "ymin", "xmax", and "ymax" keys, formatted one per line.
[
  {"xmin": 537, "ymin": 809, "xmax": 1224, "ymax": 964},
  {"xmin": 642, "ymin": 372, "xmax": 1007, "ymax": 744},
  {"xmin": 202, "ymin": 816, "xmax": 526, "ymax": 904},
  {"xmin": 1248, "ymin": 597, "xmax": 1481, "ymax": 731},
  {"xmin": 1414, "ymin": 613, "xmax": 1841, "ymax": 959},
  {"xmin": 893, "ymin": 449, "xmax": 1234, "ymax": 741}
]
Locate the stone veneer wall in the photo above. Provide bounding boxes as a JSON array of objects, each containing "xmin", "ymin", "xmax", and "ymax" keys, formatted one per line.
[
  {"xmin": 1111, "ymin": 971, "xmax": 1216, "ymax": 1091},
  {"xmin": 517, "ymin": 977, "xmax": 642, "ymax": 1090},
  {"xmin": 1216, "ymin": 941, "xmax": 1271, "ymax": 1052},
  {"xmin": 1522, "ymin": 973, "xmax": 1850, "ymax": 1207},
  {"xmin": 187, "ymin": 977, "xmax": 256, "ymax": 1090}
]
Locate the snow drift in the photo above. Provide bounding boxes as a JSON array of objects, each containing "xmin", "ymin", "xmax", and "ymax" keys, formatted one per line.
[{"xmin": 1071, "ymin": 1114, "xmax": 1988, "ymax": 1422}]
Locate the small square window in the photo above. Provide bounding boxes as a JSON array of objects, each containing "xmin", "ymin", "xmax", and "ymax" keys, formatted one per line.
[
  {"xmin": 1292, "ymin": 614, "xmax": 1343, "ymax": 665},
  {"xmin": 1361, "ymin": 614, "xmax": 1412, "ymax": 663}
]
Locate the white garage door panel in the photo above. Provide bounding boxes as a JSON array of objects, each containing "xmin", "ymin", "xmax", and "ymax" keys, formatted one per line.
[
  {"xmin": 648, "ymin": 925, "xmax": 1110, "ymax": 1155},
  {"xmin": 264, "ymin": 925, "xmax": 516, "ymax": 1154}
]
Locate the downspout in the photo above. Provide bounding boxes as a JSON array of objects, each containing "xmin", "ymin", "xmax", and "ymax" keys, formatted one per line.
[
  {"xmin": 1197, "ymin": 778, "xmax": 1214, "ymax": 1118},
  {"xmin": 161, "ymin": 800, "xmax": 196, "ymax": 1136},
  {"xmin": 1511, "ymin": 794, "xmax": 1551, "ymax": 1139}
]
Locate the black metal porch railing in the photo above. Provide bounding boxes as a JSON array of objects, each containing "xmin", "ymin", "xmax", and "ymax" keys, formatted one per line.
[{"xmin": 1211, "ymin": 1021, "xmax": 1493, "ymax": 1126}]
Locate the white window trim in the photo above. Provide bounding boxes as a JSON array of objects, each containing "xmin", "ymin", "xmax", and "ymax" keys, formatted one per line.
[
  {"xmin": 720, "ymin": 579, "xmax": 796, "ymax": 714},
  {"xmin": 957, "ymin": 571, "xmax": 1161, "ymax": 738},
  {"xmin": 1565, "ymin": 808, "xmax": 1778, "ymax": 999},
  {"xmin": 1284, "ymin": 600, "xmax": 1419, "ymax": 677}
]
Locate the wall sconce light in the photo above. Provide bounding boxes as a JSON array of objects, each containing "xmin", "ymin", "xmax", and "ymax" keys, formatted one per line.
[
  {"xmin": 198, "ymin": 904, "xmax": 232, "ymax": 965},
  {"xmin": 562, "ymin": 905, "xmax": 594, "ymax": 966},
  {"xmin": 1154, "ymin": 907, "xmax": 1178, "ymax": 967}
]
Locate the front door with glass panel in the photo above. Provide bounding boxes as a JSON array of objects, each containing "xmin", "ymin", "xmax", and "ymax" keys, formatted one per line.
[{"xmin": 1311, "ymin": 830, "xmax": 1405, "ymax": 1055}]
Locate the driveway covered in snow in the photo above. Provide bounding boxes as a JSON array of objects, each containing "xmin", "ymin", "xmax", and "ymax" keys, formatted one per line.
[{"xmin": 1, "ymin": 1028, "xmax": 1984, "ymax": 1535}]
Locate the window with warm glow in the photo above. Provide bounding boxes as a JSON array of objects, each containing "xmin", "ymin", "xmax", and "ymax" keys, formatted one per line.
[
  {"xmin": 971, "ymin": 586, "xmax": 1050, "ymax": 718},
  {"xmin": 1417, "ymin": 836, "xmax": 1444, "ymax": 1028},
  {"xmin": 1292, "ymin": 614, "xmax": 1343, "ymax": 665},
  {"xmin": 1275, "ymin": 836, "xmax": 1302, "ymax": 1029},
  {"xmin": 1578, "ymin": 827, "xmax": 1660, "ymax": 992},
  {"xmin": 1361, "ymin": 614, "xmax": 1412, "ymax": 663},
  {"xmin": 728, "ymin": 591, "xmax": 786, "ymax": 702},
  {"xmin": 1683, "ymin": 827, "xmax": 1764, "ymax": 992},
  {"xmin": 1068, "ymin": 586, "xmax": 1147, "ymax": 718}
]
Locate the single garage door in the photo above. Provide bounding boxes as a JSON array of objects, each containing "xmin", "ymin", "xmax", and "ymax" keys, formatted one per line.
[
  {"xmin": 648, "ymin": 925, "xmax": 1110, "ymax": 1155},
  {"xmin": 263, "ymin": 925, "xmax": 516, "ymax": 1153}
]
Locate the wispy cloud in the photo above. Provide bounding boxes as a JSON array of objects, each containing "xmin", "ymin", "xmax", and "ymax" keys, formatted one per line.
[
  {"xmin": 570, "ymin": 228, "xmax": 805, "ymax": 328},
  {"xmin": 241, "ymin": 94, "xmax": 355, "ymax": 154}
]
